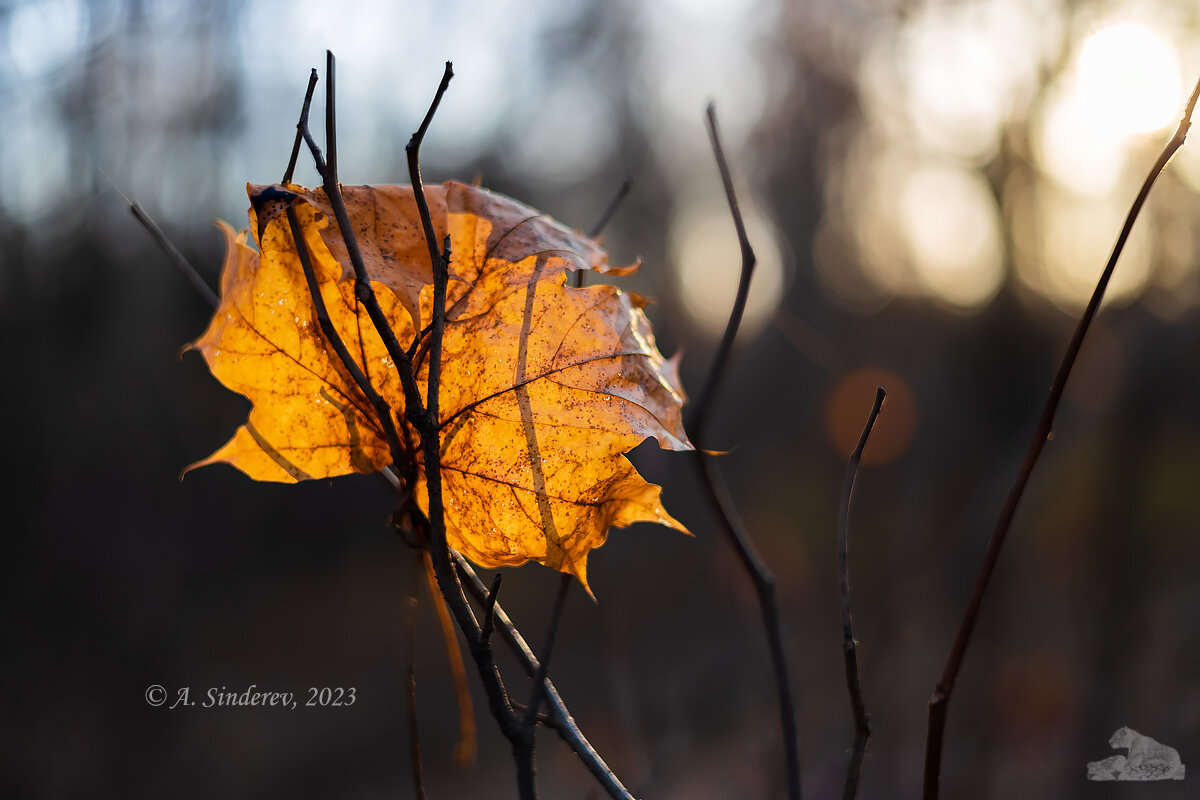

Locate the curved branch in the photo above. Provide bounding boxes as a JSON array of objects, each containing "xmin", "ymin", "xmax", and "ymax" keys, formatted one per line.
[
  {"xmin": 686, "ymin": 103, "xmax": 802, "ymax": 800},
  {"xmin": 453, "ymin": 553, "xmax": 636, "ymax": 800},
  {"xmin": 922, "ymin": 73, "xmax": 1200, "ymax": 799}
]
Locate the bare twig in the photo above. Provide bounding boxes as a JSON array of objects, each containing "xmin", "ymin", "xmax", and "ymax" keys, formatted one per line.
[
  {"xmin": 130, "ymin": 204, "xmax": 220, "ymax": 309},
  {"xmin": 405, "ymin": 555, "xmax": 429, "ymax": 800},
  {"xmin": 282, "ymin": 69, "xmax": 318, "ymax": 185},
  {"xmin": 686, "ymin": 103, "xmax": 802, "ymax": 800},
  {"xmin": 480, "ymin": 573, "xmax": 503, "ymax": 645},
  {"xmin": 297, "ymin": 52, "xmax": 427, "ymax": 424},
  {"xmin": 406, "ymin": 61, "xmax": 455, "ymax": 319},
  {"xmin": 515, "ymin": 573, "xmax": 572, "ymax": 791},
  {"xmin": 453, "ymin": 553, "xmax": 636, "ymax": 800},
  {"xmin": 839, "ymin": 387, "xmax": 884, "ymax": 800},
  {"xmin": 687, "ymin": 105, "xmax": 757, "ymax": 443},
  {"xmin": 574, "ymin": 179, "xmax": 634, "ymax": 289},
  {"xmin": 378, "ymin": 470, "xmax": 636, "ymax": 800},
  {"xmin": 523, "ymin": 573, "xmax": 572, "ymax": 730},
  {"xmin": 587, "ymin": 179, "xmax": 633, "ymax": 240},
  {"xmin": 922, "ymin": 74, "xmax": 1200, "ymax": 799},
  {"xmin": 284, "ymin": 203, "xmax": 407, "ymax": 469}
]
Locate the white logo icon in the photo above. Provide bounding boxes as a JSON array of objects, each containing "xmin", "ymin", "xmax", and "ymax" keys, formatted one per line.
[{"xmin": 1087, "ymin": 727, "xmax": 1185, "ymax": 781}]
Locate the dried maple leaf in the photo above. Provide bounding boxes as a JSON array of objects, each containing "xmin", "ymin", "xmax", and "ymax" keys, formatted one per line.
[{"xmin": 190, "ymin": 181, "xmax": 691, "ymax": 588}]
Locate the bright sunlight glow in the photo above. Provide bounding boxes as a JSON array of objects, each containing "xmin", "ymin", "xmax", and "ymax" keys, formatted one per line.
[
  {"xmin": 1076, "ymin": 22, "xmax": 1182, "ymax": 137},
  {"xmin": 1036, "ymin": 21, "xmax": 1182, "ymax": 196}
]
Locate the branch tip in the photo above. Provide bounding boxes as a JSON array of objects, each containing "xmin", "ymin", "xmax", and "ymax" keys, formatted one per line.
[{"xmin": 838, "ymin": 387, "xmax": 884, "ymax": 800}]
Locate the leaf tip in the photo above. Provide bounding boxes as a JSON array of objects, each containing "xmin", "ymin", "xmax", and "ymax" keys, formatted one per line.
[
  {"xmin": 601, "ymin": 256, "xmax": 642, "ymax": 277},
  {"xmin": 564, "ymin": 563, "xmax": 595, "ymax": 601},
  {"xmin": 659, "ymin": 505, "xmax": 692, "ymax": 537},
  {"xmin": 178, "ymin": 454, "xmax": 211, "ymax": 481}
]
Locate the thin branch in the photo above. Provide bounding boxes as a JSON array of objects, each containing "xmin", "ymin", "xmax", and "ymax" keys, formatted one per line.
[
  {"xmin": 325, "ymin": 51, "xmax": 339, "ymax": 180},
  {"xmin": 423, "ymin": 228, "xmax": 451, "ymax": 439},
  {"xmin": 296, "ymin": 72, "xmax": 326, "ymax": 171},
  {"xmin": 405, "ymin": 555, "xmax": 429, "ymax": 800},
  {"xmin": 410, "ymin": 453, "xmax": 521, "ymax": 776},
  {"xmin": 686, "ymin": 104, "xmax": 757, "ymax": 443},
  {"xmin": 282, "ymin": 69, "xmax": 318, "ymax": 185},
  {"xmin": 587, "ymin": 179, "xmax": 633, "ymax": 239},
  {"xmin": 922, "ymin": 73, "xmax": 1200, "ymax": 800},
  {"xmin": 130, "ymin": 204, "xmax": 219, "ymax": 309},
  {"xmin": 406, "ymin": 61, "xmax": 455, "ymax": 318},
  {"xmin": 453, "ymin": 552, "xmax": 636, "ymax": 800},
  {"xmin": 523, "ymin": 573, "xmax": 572, "ymax": 730},
  {"xmin": 686, "ymin": 103, "xmax": 802, "ymax": 800},
  {"xmin": 574, "ymin": 179, "xmax": 633, "ymax": 289},
  {"xmin": 285, "ymin": 204, "xmax": 407, "ymax": 470},
  {"xmin": 838, "ymin": 387, "xmax": 884, "ymax": 800},
  {"xmin": 515, "ymin": 573, "xmax": 572, "ymax": 793},
  {"xmin": 480, "ymin": 573, "xmax": 503, "ymax": 645},
  {"xmin": 694, "ymin": 455, "xmax": 799, "ymax": 793}
]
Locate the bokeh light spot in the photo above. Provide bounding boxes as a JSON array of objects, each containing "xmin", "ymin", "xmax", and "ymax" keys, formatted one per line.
[
  {"xmin": 900, "ymin": 8, "xmax": 1013, "ymax": 162},
  {"xmin": 1035, "ymin": 20, "xmax": 1182, "ymax": 197},
  {"xmin": 670, "ymin": 200, "xmax": 785, "ymax": 338},
  {"xmin": 898, "ymin": 164, "xmax": 1004, "ymax": 310},
  {"xmin": 1077, "ymin": 22, "xmax": 1182, "ymax": 137},
  {"xmin": 8, "ymin": 0, "xmax": 86, "ymax": 78},
  {"xmin": 825, "ymin": 369, "xmax": 917, "ymax": 466}
]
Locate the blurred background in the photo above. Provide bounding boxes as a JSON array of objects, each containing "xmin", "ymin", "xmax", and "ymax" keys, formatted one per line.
[{"xmin": 6, "ymin": 0, "xmax": 1200, "ymax": 797}]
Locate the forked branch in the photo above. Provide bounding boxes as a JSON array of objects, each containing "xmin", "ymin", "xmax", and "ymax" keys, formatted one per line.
[
  {"xmin": 922, "ymin": 74, "xmax": 1200, "ymax": 799},
  {"xmin": 296, "ymin": 52, "xmax": 427, "ymax": 427},
  {"xmin": 406, "ymin": 61, "xmax": 454, "ymax": 313},
  {"xmin": 453, "ymin": 553, "xmax": 636, "ymax": 800},
  {"xmin": 282, "ymin": 69, "xmax": 318, "ymax": 185}
]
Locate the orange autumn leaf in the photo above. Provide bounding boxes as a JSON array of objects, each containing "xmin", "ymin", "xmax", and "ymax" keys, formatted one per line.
[{"xmin": 189, "ymin": 181, "xmax": 691, "ymax": 589}]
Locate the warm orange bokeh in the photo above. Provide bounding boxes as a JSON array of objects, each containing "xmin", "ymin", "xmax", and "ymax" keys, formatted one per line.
[{"xmin": 824, "ymin": 368, "xmax": 918, "ymax": 465}]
